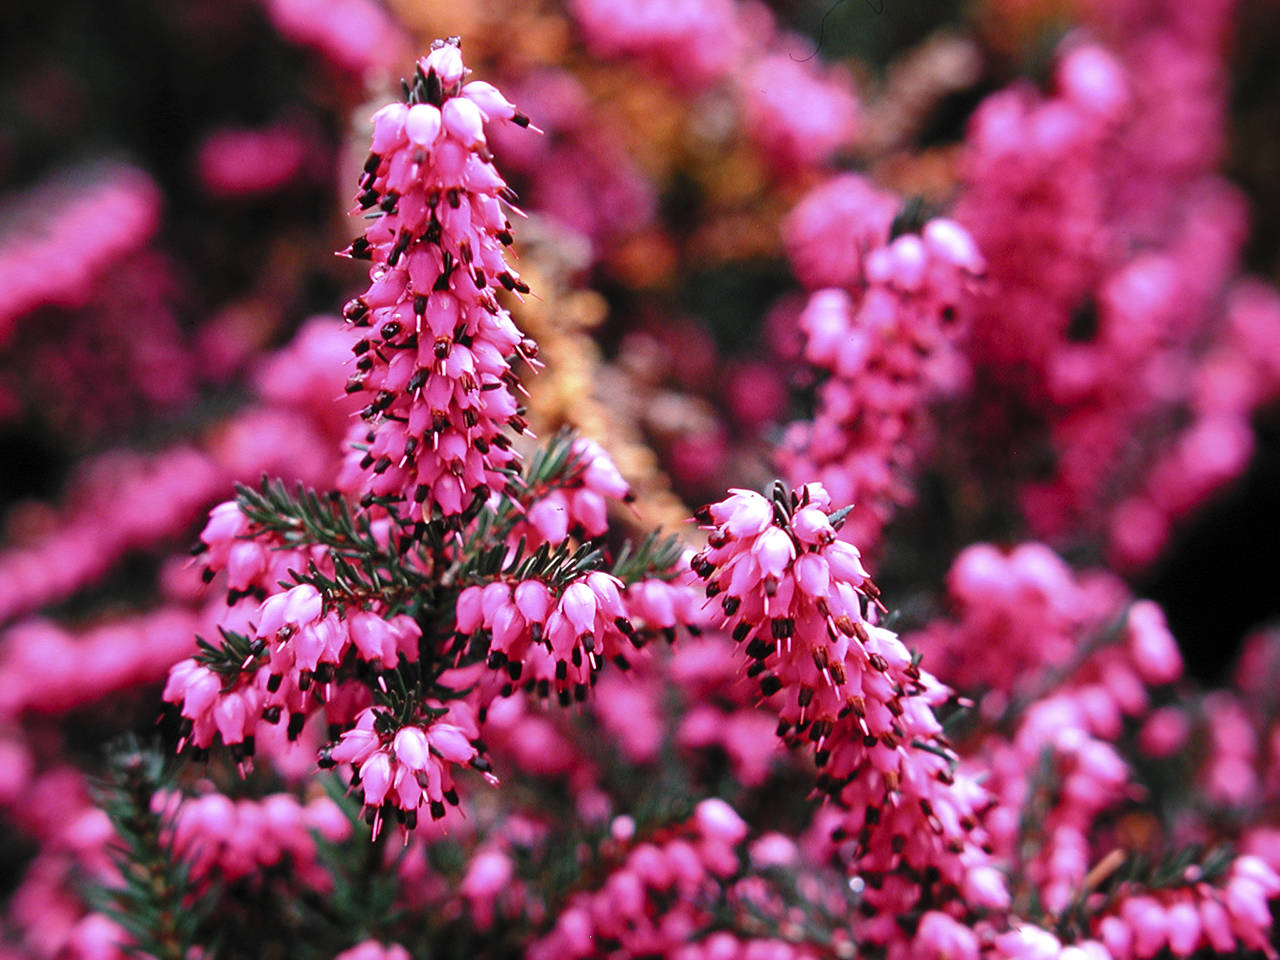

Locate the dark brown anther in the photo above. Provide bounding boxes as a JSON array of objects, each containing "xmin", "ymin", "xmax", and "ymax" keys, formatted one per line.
[
  {"xmin": 358, "ymin": 188, "xmax": 379, "ymax": 210},
  {"xmin": 868, "ymin": 652, "xmax": 889, "ymax": 672},
  {"xmin": 512, "ymin": 112, "xmax": 531, "ymax": 128},
  {"xmin": 379, "ymin": 320, "xmax": 402, "ymax": 340},
  {"xmin": 425, "ymin": 218, "xmax": 442, "ymax": 244},
  {"xmin": 363, "ymin": 152, "xmax": 381, "ymax": 174},
  {"xmin": 348, "ymin": 236, "xmax": 372, "ymax": 260},
  {"xmin": 343, "ymin": 297, "xmax": 369, "ymax": 322},
  {"xmin": 771, "ymin": 617, "xmax": 794, "ymax": 640},
  {"xmin": 345, "ymin": 376, "xmax": 365, "ymax": 394},
  {"xmin": 746, "ymin": 636, "xmax": 771, "ymax": 660},
  {"xmin": 373, "ymin": 456, "xmax": 391, "ymax": 474},
  {"xmin": 447, "ymin": 188, "xmax": 460, "ymax": 208},
  {"xmin": 434, "ymin": 336, "xmax": 451, "ymax": 360},
  {"xmin": 497, "ymin": 230, "xmax": 514, "ymax": 246},
  {"xmin": 352, "ymin": 338, "xmax": 371, "ymax": 355},
  {"xmin": 497, "ymin": 272, "xmax": 516, "ymax": 291},
  {"xmin": 380, "ymin": 191, "xmax": 399, "ymax": 213},
  {"xmin": 732, "ymin": 622, "xmax": 752, "ymax": 643},
  {"xmin": 473, "ymin": 268, "xmax": 486, "ymax": 288},
  {"xmin": 407, "ymin": 368, "xmax": 428, "ymax": 392},
  {"xmin": 388, "ymin": 229, "xmax": 411, "ymax": 266},
  {"xmin": 704, "ymin": 581, "xmax": 721, "ymax": 599},
  {"xmin": 513, "ymin": 278, "xmax": 530, "ymax": 294},
  {"xmin": 359, "ymin": 454, "xmax": 375, "ymax": 470},
  {"xmin": 355, "ymin": 355, "xmax": 373, "ymax": 372},
  {"xmin": 721, "ymin": 595, "xmax": 740, "ymax": 616},
  {"xmin": 760, "ymin": 674, "xmax": 783, "ymax": 696}
]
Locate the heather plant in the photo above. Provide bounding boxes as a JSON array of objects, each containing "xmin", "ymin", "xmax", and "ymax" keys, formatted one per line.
[{"xmin": 2, "ymin": 3, "xmax": 1280, "ymax": 960}]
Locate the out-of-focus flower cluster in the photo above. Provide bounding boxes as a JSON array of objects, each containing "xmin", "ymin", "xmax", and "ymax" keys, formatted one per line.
[{"xmin": 2, "ymin": 1, "xmax": 1280, "ymax": 958}]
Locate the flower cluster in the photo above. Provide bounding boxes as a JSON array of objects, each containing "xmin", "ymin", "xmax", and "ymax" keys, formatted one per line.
[
  {"xmin": 691, "ymin": 483, "xmax": 1004, "ymax": 931},
  {"xmin": 781, "ymin": 177, "xmax": 984, "ymax": 547},
  {"xmin": 337, "ymin": 39, "xmax": 540, "ymax": 521}
]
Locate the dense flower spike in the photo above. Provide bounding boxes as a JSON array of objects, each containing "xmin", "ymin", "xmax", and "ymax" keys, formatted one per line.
[
  {"xmin": 323, "ymin": 704, "xmax": 491, "ymax": 837},
  {"xmin": 691, "ymin": 482, "xmax": 1003, "ymax": 931},
  {"xmin": 454, "ymin": 568, "xmax": 640, "ymax": 705},
  {"xmin": 337, "ymin": 38, "xmax": 540, "ymax": 521},
  {"xmin": 781, "ymin": 178, "xmax": 983, "ymax": 547}
]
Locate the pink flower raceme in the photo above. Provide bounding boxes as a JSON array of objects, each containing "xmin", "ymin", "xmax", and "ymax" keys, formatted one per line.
[
  {"xmin": 153, "ymin": 790, "xmax": 350, "ymax": 887},
  {"xmin": 1090, "ymin": 857, "xmax": 1280, "ymax": 959},
  {"xmin": 690, "ymin": 483, "xmax": 1003, "ymax": 931},
  {"xmin": 322, "ymin": 703, "xmax": 493, "ymax": 836},
  {"xmin": 0, "ymin": 165, "xmax": 161, "ymax": 346},
  {"xmin": 526, "ymin": 798, "xmax": 850, "ymax": 960},
  {"xmin": 337, "ymin": 39, "xmax": 540, "ymax": 521},
  {"xmin": 163, "ymin": 580, "xmax": 420, "ymax": 759},
  {"xmin": 781, "ymin": 180, "xmax": 983, "ymax": 549},
  {"xmin": 506, "ymin": 436, "xmax": 635, "ymax": 549},
  {"xmin": 454, "ymin": 569, "xmax": 642, "ymax": 706}
]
